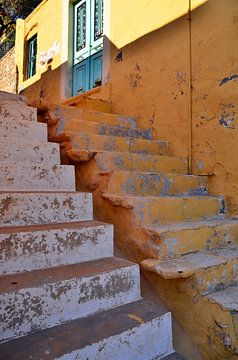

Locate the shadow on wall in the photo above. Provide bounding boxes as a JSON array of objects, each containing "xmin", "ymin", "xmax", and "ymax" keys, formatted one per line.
[{"xmin": 20, "ymin": 62, "xmax": 70, "ymax": 104}]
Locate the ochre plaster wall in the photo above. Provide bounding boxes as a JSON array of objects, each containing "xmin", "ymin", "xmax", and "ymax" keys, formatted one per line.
[
  {"xmin": 110, "ymin": 15, "xmax": 190, "ymax": 158},
  {"xmin": 15, "ymin": 0, "xmax": 69, "ymax": 103},
  {"xmin": 191, "ymin": 0, "xmax": 238, "ymax": 215}
]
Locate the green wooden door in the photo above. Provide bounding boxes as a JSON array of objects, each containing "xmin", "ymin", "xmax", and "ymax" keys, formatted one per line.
[{"xmin": 73, "ymin": 0, "xmax": 103, "ymax": 96}]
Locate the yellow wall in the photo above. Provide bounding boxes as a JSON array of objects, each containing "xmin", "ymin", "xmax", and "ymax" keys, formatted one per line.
[
  {"xmin": 109, "ymin": 0, "xmax": 238, "ymax": 216},
  {"xmin": 191, "ymin": 0, "xmax": 238, "ymax": 215},
  {"xmin": 15, "ymin": 0, "xmax": 70, "ymax": 103},
  {"xmin": 110, "ymin": 0, "xmax": 207, "ymax": 49}
]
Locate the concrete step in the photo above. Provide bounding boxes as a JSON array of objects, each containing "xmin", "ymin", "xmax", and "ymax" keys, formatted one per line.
[
  {"xmin": 0, "ymin": 257, "xmax": 141, "ymax": 342},
  {"xmin": 0, "ymin": 220, "xmax": 113, "ymax": 274},
  {"xmin": 64, "ymin": 132, "xmax": 172, "ymax": 156},
  {"xmin": 0, "ymin": 91, "xmax": 26, "ymax": 104},
  {"xmin": 64, "ymin": 95, "xmax": 113, "ymax": 113},
  {"xmin": 0, "ymin": 100, "xmax": 37, "ymax": 122},
  {"xmin": 102, "ymin": 194, "xmax": 225, "ymax": 225},
  {"xmin": 105, "ymin": 171, "xmax": 208, "ymax": 197},
  {"xmin": 0, "ymin": 192, "xmax": 92, "ymax": 227},
  {"xmin": 0, "ymin": 138, "xmax": 60, "ymax": 164},
  {"xmin": 67, "ymin": 150, "xmax": 187, "ymax": 174},
  {"xmin": 141, "ymin": 246, "xmax": 238, "ymax": 295},
  {"xmin": 0, "ymin": 162, "xmax": 75, "ymax": 191},
  {"xmin": 47, "ymin": 104, "xmax": 140, "ymax": 129},
  {"xmin": 143, "ymin": 219, "xmax": 238, "ymax": 260},
  {"xmin": 0, "ymin": 299, "xmax": 173, "ymax": 360},
  {"xmin": 0, "ymin": 117, "xmax": 47, "ymax": 142},
  {"xmin": 53, "ymin": 118, "xmax": 154, "ymax": 140}
]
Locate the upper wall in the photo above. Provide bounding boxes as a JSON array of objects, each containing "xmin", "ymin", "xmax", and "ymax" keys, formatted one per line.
[
  {"xmin": 15, "ymin": 0, "xmax": 69, "ymax": 103},
  {"xmin": 110, "ymin": 14, "xmax": 190, "ymax": 158},
  {"xmin": 191, "ymin": 0, "xmax": 238, "ymax": 215}
]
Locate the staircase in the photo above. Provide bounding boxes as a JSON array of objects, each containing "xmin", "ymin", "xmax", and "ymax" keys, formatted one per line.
[
  {"xmin": 39, "ymin": 101, "xmax": 238, "ymax": 360},
  {"xmin": 0, "ymin": 91, "xmax": 176, "ymax": 360}
]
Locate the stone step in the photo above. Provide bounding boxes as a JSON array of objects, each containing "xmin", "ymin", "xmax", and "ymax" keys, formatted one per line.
[
  {"xmin": 0, "ymin": 162, "xmax": 75, "ymax": 191},
  {"xmin": 105, "ymin": 171, "xmax": 208, "ymax": 197},
  {"xmin": 102, "ymin": 194, "xmax": 225, "ymax": 225},
  {"xmin": 67, "ymin": 150, "xmax": 187, "ymax": 174},
  {"xmin": 143, "ymin": 219, "xmax": 238, "ymax": 260},
  {"xmin": 0, "ymin": 299, "xmax": 173, "ymax": 360},
  {"xmin": 47, "ymin": 104, "xmax": 140, "ymax": 129},
  {"xmin": 141, "ymin": 246, "xmax": 238, "ymax": 294},
  {"xmin": 205, "ymin": 285, "xmax": 238, "ymax": 355},
  {"xmin": 0, "ymin": 257, "xmax": 141, "ymax": 343},
  {"xmin": 0, "ymin": 91, "xmax": 26, "ymax": 104},
  {"xmin": 0, "ymin": 117, "xmax": 47, "ymax": 142},
  {"xmin": 64, "ymin": 95, "xmax": 113, "ymax": 113},
  {"xmin": 0, "ymin": 220, "xmax": 113, "ymax": 274},
  {"xmin": 0, "ymin": 138, "xmax": 60, "ymax": 164},
  {"xmin": 64, "ymin": 132, "xmax": 172, "ymax": 156},
  {"xmin": 0, "ymin": 192, "xmax": 92, "ymax": 227},
  {"xmin": 0, "ymin": 100, "xmax": 37, "ymax": 122},
  {"xmin": 53, "ymin": 118, "xmax": 154, "ymax": 140}
]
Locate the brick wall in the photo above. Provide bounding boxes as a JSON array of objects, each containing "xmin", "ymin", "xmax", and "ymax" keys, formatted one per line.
[{"xmin": 0, "ymin": 47, "xmax": 17, "ymax": 93}]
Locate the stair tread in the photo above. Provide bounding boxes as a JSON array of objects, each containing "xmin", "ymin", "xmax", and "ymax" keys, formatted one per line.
[
  {"xmin": 0, "ymin": 220, "xmax": 108, "ymax": 235},
  {"xmin": 207, "ymin": 285, "xmax": 238, "ymax": 311},
  {"xmin": 107, "ymin": 170, "xmax": 206, "ymax": 179},
  {"xmin": 0, "ymin": 299, "xmax": 170, "ymax": 359},
  {"xmin": 103, "ymin": 193, "xmax": 222, "ymax": 200},
  {"xmin": 0, "ymin": 257, "xmax": 136, "ymax": 293},
  {"xmin": 141, "ymin": 245, "xmax": 238, "ymax": 279},
  {"xmin": 145, "ymin": 218, "xmax": 238, "ymax": 232}
]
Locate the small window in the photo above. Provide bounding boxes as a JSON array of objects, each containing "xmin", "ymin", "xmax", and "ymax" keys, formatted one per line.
[{"xmin": 26, "ymin": 35, "xmax": 37, "ymax": 78}]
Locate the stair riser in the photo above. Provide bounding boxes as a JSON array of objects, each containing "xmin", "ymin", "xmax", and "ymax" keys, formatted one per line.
[
  {"xmin": 0, "ymin": 141, "xmax": 60, "ymax": 165},
  {"xmin": 58, "ymin": 119, "xmax": 153, "ymax": 140},
  {"xmin": 0, "ymin": 119, "xmax": 47, "ymax": 142},
  {"xmin": 0, "ymin": 224, "xmax": 114, "ymax": 274},
  {"xmin": 153, "ymin": 223, "xmax": 238, "ymax": 260},
  {"xmin": 51, "ymin": 106, "xmax": 138, "ymax": 128},
  {"xmin": 131, "ymin": 197, "xmax": 225, "ymax": 225},
  {"xmin": 0, "ymin": 101, "xmax": 37, "ymax": 122},
  {"xmin": 0, "ymin": 193, "xmax": 93, "ymax": 227},
  {"xmin": 0, "ymin": 265, "xmax": 140, "ymax": 342},
  {"xmin": 0, "ymin": 163, "xmax": 75, "ymax": 191},
  {"xmin": 70, "ymin": 134, "xmax": 171, "ymax": 156},
  {"xmin": 58, "ymin": 314, "xmax": 173, "ymax": 360},
  {"xmin": 0, "ymin": 92, "xmax": 26, "ymax": 104},
  {"xmin": 107, "ymin": 173, "xmax": 208, "ymax": 197},
  {"xmin": 94, "ymin": 153, "xmax": 187, "ymax": 174},
  {"xmin": 193, "ymin": 257, "xmax": 238, "ymax": 295}
]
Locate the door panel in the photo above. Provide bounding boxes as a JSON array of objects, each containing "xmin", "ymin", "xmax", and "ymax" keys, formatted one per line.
[
  {"xmin": 73, "ymin": 0, "xmax": 103, "ymax": 96},
  {"xmin": 73, "ymin": 58, "xmax": 90, "ymax": 94}
]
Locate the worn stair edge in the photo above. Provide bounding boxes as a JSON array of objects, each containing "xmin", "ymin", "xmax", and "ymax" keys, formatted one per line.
[
  {"xmin": 0, "ymin": 257, "xmax": 141, "ymax": 343},
  {"xmin": 0, "ymin": 162, "xmax": 76, "ymax": 191},
  {"xmin": 141, "ymin": 247, "xmax": 238, "ymax": 295},
  {"xmin": 0, "ymin": 220, "xmax": 114, "ymax": 274},
  {"xmin": 0, "ymin": 300, "xmax": 173, "ymax": 360},
  {"xmin": 207, "ymin": 285, "xmax": 238, "ymax": 312}
]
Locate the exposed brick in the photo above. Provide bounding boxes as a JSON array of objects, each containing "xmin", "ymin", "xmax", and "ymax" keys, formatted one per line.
[{"xmin": 0, "ymin": 47, "xmax": 17, "ymax": 94}]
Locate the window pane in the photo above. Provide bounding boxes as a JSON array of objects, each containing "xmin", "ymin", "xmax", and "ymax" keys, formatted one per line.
[
  {"xmin": 94, "ymin": 0, "xmax": 103, "ymax": 41},
  {"xmin": 27, "ymin": 35, "xmax": 37, "ymax": 78},
  {"xmin": 76, "ymin": 3, "xmax": 87, "ymax": 52}
]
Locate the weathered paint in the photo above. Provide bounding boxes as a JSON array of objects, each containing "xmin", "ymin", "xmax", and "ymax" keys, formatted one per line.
[
  {"xmin": 0, "ymin": 258, "xmax": 140, "ymax": 342},
  {"xmin": 0, "ymin": 162, "xmax": 75, "ymax": 191},
  {"xmin": 0, "ymin": 300, "xmax": 173, "ymax": 360},
  {"xmin": 0, "ymin": 117, "xmax": 47, "ymax": 142},
  {"xmin": 0, "ymin": 221, "xmax": 114, "ymax": 274},
  {"xmin": 0, "ymin": 192, "xmax": 93, "ymax": 227}
]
